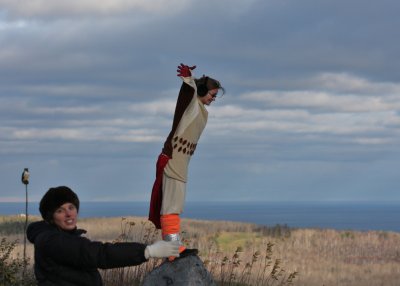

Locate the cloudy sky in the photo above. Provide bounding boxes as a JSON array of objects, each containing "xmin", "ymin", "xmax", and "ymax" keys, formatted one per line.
[{"xmin": 1, "ymin": 0, "xmax": 399, "ymax": 203}]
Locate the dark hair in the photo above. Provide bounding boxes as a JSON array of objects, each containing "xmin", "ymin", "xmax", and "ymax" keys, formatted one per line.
[
  {"xmin": 195, "ymin": 76, "xmax": 225, "ymax": 97},
  {"xmin": 39, "ymin": 186, "xmax": 80, "ymax": 222}
]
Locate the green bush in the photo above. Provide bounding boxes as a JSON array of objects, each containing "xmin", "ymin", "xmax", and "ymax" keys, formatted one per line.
[
  {"xmin": 0, "ymin": 237, "xmax": 35, "ymax": 286},
  {"xmin": 254, "ymin": 224, "xmax": 292, "ymax": 238}
]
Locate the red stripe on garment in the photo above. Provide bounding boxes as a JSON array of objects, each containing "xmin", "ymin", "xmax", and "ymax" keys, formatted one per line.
[{"xmin": 148, "ymin": 153, "xmax": 170, "ymax": 229}]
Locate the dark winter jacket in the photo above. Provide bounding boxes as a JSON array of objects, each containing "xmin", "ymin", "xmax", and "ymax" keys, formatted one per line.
[{"xmin": 27, "ymin": 220, "xmax": 148, "ymax": 286}]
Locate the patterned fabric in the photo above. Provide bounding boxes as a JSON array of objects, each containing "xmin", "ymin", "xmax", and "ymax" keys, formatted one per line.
[
  {"xmin": 164, "ymin": 77, "xmax": 208, "ymax": 182},
  {"xmin": 172, "ymin": 136, "xmax": 197, "ymax": 156},
  {"xmin": 149, "ymin": 76, "xmax": 208, "ymax": 228}
]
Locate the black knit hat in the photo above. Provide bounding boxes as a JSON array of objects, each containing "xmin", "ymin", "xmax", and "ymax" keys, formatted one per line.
[{"xmin": 39, "ymin": 186, "xmax": 80, "ymax": 222}]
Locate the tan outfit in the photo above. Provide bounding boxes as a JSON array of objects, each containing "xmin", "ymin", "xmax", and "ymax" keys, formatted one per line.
[{"xmin": 161, "ymin": 77, "xmax": 208, "ymax": 214}]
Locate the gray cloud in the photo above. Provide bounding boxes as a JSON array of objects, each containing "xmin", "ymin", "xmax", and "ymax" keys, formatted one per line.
[{"xmin": 1, "ymin": 0, "xmax": 400, "ymax": 202}]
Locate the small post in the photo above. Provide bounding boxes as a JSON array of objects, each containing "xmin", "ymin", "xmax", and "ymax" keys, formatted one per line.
[{"xmin": 21, "ymin": 168, "xmax": 30, "ymax": 276}]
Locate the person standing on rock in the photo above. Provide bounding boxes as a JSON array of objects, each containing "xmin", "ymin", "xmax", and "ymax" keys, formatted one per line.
[
  {"xmin": 148, "ymin": 63, "xmax": 225, "ymax": 260},
  {"xmin": 27, "ymin": 186, "xmax": 180, "ymax": 285}
]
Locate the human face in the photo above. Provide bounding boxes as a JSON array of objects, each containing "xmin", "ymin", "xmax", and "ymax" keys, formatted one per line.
[
  {"xmin": 199, "ymin": 88, "xmax": 218, "ymax": 106},
  {"xmin": 53, "ymin": 202, "xmax": 78, "ymax": 231}
]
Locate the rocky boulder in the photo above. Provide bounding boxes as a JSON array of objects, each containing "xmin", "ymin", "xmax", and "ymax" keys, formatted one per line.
[{"xmin": 142, "ymin": 255, "xmax": 216, "ymax": 286}]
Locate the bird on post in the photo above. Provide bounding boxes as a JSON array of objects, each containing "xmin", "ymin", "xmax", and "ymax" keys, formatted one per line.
[{"xmin": 21, "ymin": 168, "xmax": 30, "ymax": 185}]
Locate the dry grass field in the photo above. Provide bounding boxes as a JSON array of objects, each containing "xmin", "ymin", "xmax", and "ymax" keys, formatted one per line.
[{"xmin": 1, "ymin": 215, "xmax": 400, "ymax": 285}]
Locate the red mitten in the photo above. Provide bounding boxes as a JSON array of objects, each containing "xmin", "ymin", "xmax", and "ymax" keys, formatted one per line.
[{"xmin": 177, "ymin": 63, "xmax": 196, "ymax": 77}]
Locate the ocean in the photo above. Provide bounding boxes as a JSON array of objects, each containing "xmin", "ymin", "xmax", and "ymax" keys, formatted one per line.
[{"xmin": 1, "ymin": 201, "xmax": 399, "ymax": 232}]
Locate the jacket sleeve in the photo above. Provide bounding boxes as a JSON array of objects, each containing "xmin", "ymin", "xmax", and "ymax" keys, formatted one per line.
[
  {"xmin": 162, "ymin": 81, "xmax": 195, "ymax": 157},
  {"xmin": 37, "ymin": 231, "xmax": 147, "ymax": 269}
]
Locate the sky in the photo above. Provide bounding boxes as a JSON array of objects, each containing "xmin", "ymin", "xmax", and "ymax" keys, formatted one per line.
[{"xmin": 1, "ymin": 0, "xmax": 399, "ymax": 203}]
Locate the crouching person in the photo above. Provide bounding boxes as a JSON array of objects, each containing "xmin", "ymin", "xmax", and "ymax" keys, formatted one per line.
[{"xmin": 27, "ymin": 186, "xmax": 179, "ymax": 286}]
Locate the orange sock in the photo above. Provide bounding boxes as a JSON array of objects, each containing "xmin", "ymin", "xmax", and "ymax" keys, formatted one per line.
[{"xmin": 160, "ymin": 214, "xmax": 186, "ymax": 261}]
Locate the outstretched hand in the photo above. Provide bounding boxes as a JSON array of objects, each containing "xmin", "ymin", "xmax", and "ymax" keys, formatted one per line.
[
  {"xmin": 145, "ymin": 240, "xmax": 180, "ymax": 259},
  {"xmin": 177, "ymin": 63, "xmax": 196, "ymax": 77}
]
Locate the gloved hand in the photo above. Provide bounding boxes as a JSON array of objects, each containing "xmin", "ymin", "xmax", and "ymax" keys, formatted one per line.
[
  {"xmin": 177, "ymin": 63, "xmax": 196, "ymax": 77},
  {"xmin": 144, "ymin": 240, "xmax": 180, "ymax": 259}
]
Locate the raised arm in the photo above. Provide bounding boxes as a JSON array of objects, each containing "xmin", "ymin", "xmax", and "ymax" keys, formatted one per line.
[{"xmin": 177, "ymin": 63, "xmax": 196, "ymax": 77}]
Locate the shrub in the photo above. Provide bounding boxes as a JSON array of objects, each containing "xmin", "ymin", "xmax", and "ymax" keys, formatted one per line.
[
  {"xmin": 0, "ymin": 237, "xmax": 35, "ymax": 286},
  {"xmin": 254, "ymin": 224, "xmax": 292, "ymax": 238},
  {"xmin": 205, "ymin": 243, "xmax": 298, "ymax": 286}
]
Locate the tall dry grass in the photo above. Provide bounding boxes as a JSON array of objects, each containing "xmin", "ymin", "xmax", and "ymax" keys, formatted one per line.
[{"xmin": 1, "ymin": 215, "xmax": 400, "ymax": 286}]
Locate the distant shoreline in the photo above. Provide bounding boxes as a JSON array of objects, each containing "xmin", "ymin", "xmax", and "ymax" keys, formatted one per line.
[{"xmin": 1, "ymin": 201, "xmax": 399, "ymax": 232}]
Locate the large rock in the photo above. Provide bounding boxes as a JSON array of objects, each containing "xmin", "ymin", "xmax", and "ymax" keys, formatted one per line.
[{"xmin": 142, "ymin": 255, "xmax": 216, "ymax": 286}]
